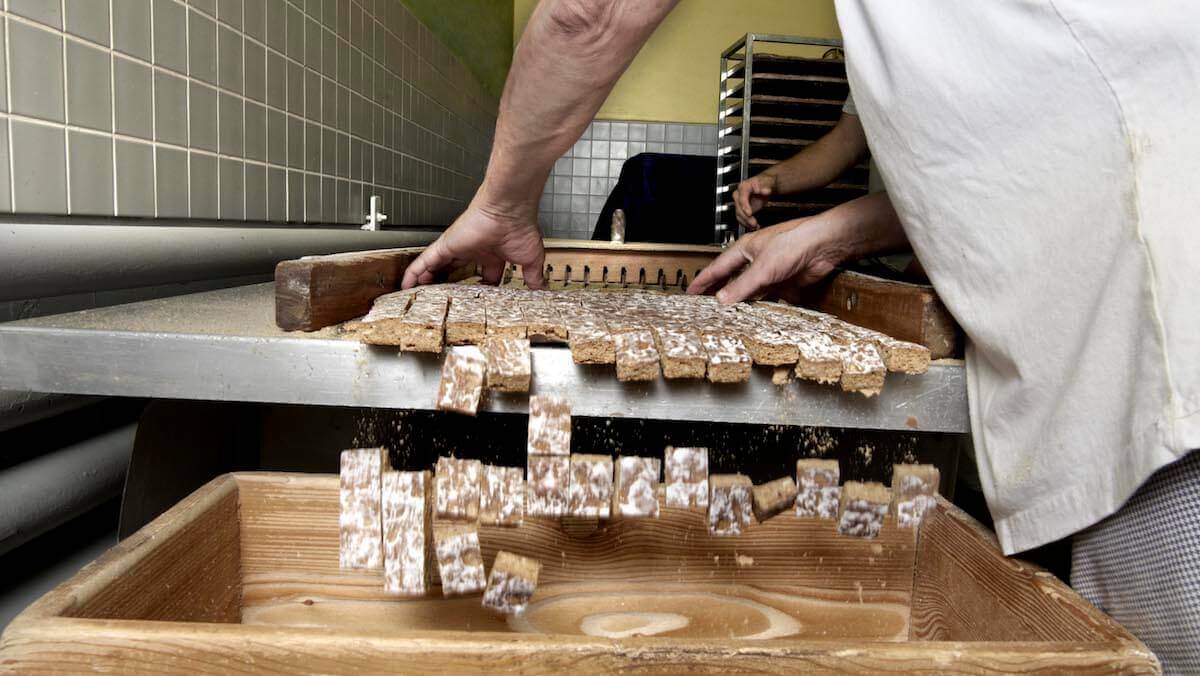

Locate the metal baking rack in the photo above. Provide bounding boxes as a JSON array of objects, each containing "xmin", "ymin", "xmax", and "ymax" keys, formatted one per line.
[
  {"xmin": 0, "ymin": 283, "xmax": 967, "ymax": 432},
  {"xmin": 715, "ymin": 34, "xmax": 870, "ymax": 241}
]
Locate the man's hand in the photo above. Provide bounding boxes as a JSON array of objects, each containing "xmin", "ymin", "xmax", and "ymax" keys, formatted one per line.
[
  {"xmin": 400, "ymin": 0, "xmax": 680, "ymax": 292},
  {"xmin": 732, "ymin": 174, "xmax": 778, "ymax": 230},
  {"xmin": 688, "ymin": 217, "xmax": 841, "ymax": 304},
  {"xmin": 401, "ymin": 203, "xmax": 546, "ymax": 289}
]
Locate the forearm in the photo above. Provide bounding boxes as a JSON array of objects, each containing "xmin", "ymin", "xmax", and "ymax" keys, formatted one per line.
[
  {"xmin": 761, "ymin": 113, "xmax": 868, "ymax": 195},
  {"xmin": 808, "ymin": 191, "xmax": 908, "ymax": 264},
  {"xmin": 475, "ymin": 0, "xmax": 678, "ymax": 216},
  {"xmin": 691, "ymin": 191, "xmax": 907, "ymax": 303}
]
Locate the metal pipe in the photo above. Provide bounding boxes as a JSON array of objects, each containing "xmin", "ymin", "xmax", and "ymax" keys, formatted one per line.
[
  {"xmin": 0, "ymin": 423, "xmax": 135, "ymax": 556},
  {"xmin": 0, "ymin": 390, "xmax": 99, "ymax": 433},
  {"xmin": 0, "ymin": 223, "xmax": 439, "ymax": 302}
]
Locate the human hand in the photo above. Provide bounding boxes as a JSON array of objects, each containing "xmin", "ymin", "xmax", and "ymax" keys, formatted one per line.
[
  {"xmin": 401, "ymin": 202, "xmax": 546, "ymax": 289},
  {"xmin": 687, "ymin": 216, "xmax": 842, "ymax": 304},
  {"xmin": 732, "ymin": 173, "xmax": 778, "ymax": 230}
]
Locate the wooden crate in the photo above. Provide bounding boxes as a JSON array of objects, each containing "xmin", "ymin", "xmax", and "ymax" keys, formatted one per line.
[{"xmin": 0, "ymin": 473, "xmax": 1157, "ymax": 673}]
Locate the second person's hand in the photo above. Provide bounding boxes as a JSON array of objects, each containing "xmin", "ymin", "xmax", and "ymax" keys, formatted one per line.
[
  {"xmin": 687, "ymin": 216, "xmax": 843, "ymax": 304},
  {"xmin": 732, "ymin": 173, "xmax": 778, "ymax": 230},
  {"xmin": 689, "ymin": 192, "xmax": 908, "ymax": 304}
]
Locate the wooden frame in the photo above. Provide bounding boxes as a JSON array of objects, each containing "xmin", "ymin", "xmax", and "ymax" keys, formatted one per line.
[
  {"xmin": 273, "ymin": 240, "xmax": 960, "ymax": 358},
  {"xmin": 275, "ymin": 247, "xmax": 424, "ymax": 333},
  {"xmin": 0, "ymin": 473, "xmax": 1157, "ymax": 673}
]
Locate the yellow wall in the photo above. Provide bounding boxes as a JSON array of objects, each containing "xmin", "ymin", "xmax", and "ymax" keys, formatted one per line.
[{"xmin": 513, "ymin": 0, "xmax": 840, "ymax": 124}]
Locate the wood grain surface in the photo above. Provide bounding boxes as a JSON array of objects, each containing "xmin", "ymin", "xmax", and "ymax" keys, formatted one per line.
[
  {"xmin": 275, "ymin": 247, "xmax": 422, "ymax": 331},
  {"xmin": 2, "ymin": 474, "xmax": 243, "ymax": 630},
  {"xmin": 242, "ymin": 581, "xmax": 911, "ymax": 642},
  {"xmin": 794, "ymin": 269, "xmax": 960, "ymax": 359},
  {"xmin": 0, "ymin": 620, "xmax": 1162, "ymax": 674},
  {"xmin": 275, "ymin": 248, "xmax": 476, "ymax": 331},
  {"xmin": 237, "ymin": 473, "xmax": 916, "ymax": 596},
  {"xmin": 0, "ymin": 473, "xmax": 1159, "ymax": 675},
  {"xmin": 69, "ymin": 476, "xmax": 242, "ymax": 623},
  {"xmin": 910, "ymin": 496, "xmax": 1139, "ymax": 644}
]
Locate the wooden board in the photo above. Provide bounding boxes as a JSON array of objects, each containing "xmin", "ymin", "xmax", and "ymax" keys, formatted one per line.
[
  {"xmin": 275, "ymin": 241, "xmax": 962, "ymax": 359},
  {"xmin": 274, "ymin": 248, "xmax": 474, "ymax": 332},
  {"xmin": 0, "ymin": 473, "xmax": 1159, "ymax": 674},
  {"xmin": 14, "ymin": 474, "xmax": 245, "ymax": 624},
  {"xmin": 275, "ymin": 247, "xmax": 422, "ymax": 332},
  {"xmin": 791, "ymin": 269, "xmax": 960, "ymax": 359},
  {"xmin": 910, "ymin": 496, "xmax": 1138, "ymax": 643},
  {"xmin": 533, "ymin": 240, "xmax": 720, "ymax": 290}
]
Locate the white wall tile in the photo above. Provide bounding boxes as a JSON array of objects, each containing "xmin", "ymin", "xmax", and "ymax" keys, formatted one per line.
[
  {"xmin": 3, "ymin": 1, "xmax": 498, "ymax": 224},
  {"xmin": 537, "ymin": 116, "xmax": 719, "ymax": 238}
]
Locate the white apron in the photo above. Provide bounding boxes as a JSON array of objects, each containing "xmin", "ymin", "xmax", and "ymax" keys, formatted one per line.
[{"xmin": 834, "ymin": 0, "xmax": 1200, "ymax": 553}]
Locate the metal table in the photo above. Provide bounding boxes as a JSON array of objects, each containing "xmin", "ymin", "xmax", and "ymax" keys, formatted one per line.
[{"xmin": 0, "ymin": 284, "xmax": 969, "ymax": 432}]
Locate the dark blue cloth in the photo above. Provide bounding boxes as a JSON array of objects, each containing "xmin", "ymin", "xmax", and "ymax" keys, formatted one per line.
[{"xmin": 592, "ymin": 153, "xmax": 719, "ymax": 245}]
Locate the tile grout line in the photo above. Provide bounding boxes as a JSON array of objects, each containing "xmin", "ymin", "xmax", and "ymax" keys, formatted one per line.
[
  {"xmin": 183, "ymin": 0, "xmax": 193, "ymax": 217},
  {"xmin": 57, "ymin": 0, "xmax": 72, "ymax": 215},
  {"xmin": 184, "ymin": 0, "xmax": 192, "ymax": 218},
  {"xmin": 4, "ymin": 7, "xmax": 14, "ymax": 212},
  {"xmin": 3, "ymin": 0, "xmax": 488, "ymax": 223},
  {"xmin": 149, "ymin": 0, "xmax": 158, "ymax": 218},
  {"xmin": 241, "ymin": 0, "xmax": 249, "ymax": 220},
  {"xmin": 108, "ymin": 0, "xmax": 117, "ymax": 216},
  {"xmin": 282, "ymin": 30, "xmax": 290, "ymax": 221},
  {"xmin": 213, "ymin": 6, "xmax": 221, "ymax": 219}
]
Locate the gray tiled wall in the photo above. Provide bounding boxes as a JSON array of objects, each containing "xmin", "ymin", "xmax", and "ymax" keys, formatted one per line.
[
  {"xmin": 0, "ymin": 0, "xmax": 497, "ymax": 225},
  {"xmin": 537, "ymin": 119, "xmax": 717, "ymax": 239}
]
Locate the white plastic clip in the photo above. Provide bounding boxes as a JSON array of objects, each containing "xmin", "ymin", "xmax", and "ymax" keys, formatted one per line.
[
  {"xmin": 362, "ymin": 195, "xmax": 388, "ymax": 231},
  {"xmin": 610, "ymin": 208, "xmax": 626, "ymax": 244}
]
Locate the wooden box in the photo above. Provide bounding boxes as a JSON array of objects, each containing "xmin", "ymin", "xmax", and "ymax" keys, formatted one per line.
[{"xmin": 0, "ymin": 473, "xmax": 1157, "ymax": 673}]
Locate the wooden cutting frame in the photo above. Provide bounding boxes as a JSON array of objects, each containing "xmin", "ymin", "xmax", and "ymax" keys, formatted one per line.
[
  {"xmin": 275, "ymin": 240, "xmax": 960, "ymax": 358},
  {"xmin": 513, "ymin": 241, "xmax": 720, "ymax": 290}
]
